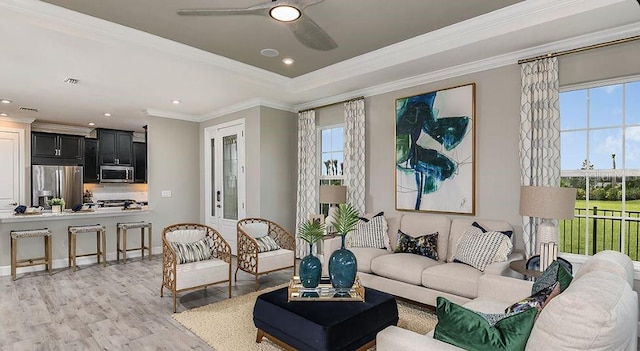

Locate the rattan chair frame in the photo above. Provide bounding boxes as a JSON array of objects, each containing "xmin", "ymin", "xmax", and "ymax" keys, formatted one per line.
[
  {"xmin": 160, "ymin": 223, "xmax": 232, "ymax": 313},
  {"xmin": 236, "ymin": 218, "xmax": 296, "ymax": 290}
]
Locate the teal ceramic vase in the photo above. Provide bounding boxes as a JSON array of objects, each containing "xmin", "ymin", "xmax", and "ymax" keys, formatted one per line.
[
  {"xmin": 328, "ymin": 235, "xmax": 357, "ymax": 290},
  {"xmin": 299, "ymin": 243, "xmax": 322, "ymax": 288}
]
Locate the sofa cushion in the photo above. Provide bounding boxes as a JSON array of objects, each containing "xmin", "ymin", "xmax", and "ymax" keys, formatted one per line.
[
  {"xmin": 463, "ymin": 297, "xmax": 515, "ymax": 315},
  {"xmin": 395, "ymin": 230, "xmax": 438, "ymax": 260},
  {"xmin": 448, "ymin": 219, "xmax": 513, "ymax": 262},
  {"xmin": 526, "ymin": 271, "xmax": 637, "ymax": 351},
  {"xmin": 351, "ymin": 247, "xmax": 391, "ymax": 273},
  {"xmin": 398, "ymin": 214, "xmax": 451, "ymax": 262},
  {"xmin": 371, "ymin": 253, "xmax": 440, "ymax": 285},
  {"xmin": 422, "ymin": 262, "xmax": 483, "ymax": 299},
  {"xmin": 386, "ymin": 216, "xmax": 402, "ymax": 251}
]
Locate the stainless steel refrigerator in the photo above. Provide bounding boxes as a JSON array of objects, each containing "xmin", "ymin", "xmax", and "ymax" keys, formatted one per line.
[{"xmin": 32, "ymin": 165, "xmax": 83, "ymax": 209}]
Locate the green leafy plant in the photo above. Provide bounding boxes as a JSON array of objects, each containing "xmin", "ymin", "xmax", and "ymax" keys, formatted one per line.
[
  {"xmin": 299, "ymin": 220, "xmax": 325, "ymax": 245},
  {"xmin": 333, "ymin": 203, "xmax": 360, "ymax": 236},
  {"xmin": 48, "ymin": 197, "xmax": 65, "ymax": 207}
]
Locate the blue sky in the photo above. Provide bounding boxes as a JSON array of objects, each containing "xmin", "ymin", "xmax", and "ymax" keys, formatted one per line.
[{"xmin": 561, "ymin": 81, "xmax": 640, "ymax": 170}]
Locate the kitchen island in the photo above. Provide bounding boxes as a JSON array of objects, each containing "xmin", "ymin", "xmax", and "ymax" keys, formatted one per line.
[{"xmin": 0, "ymin": 207, "xmax": 152, "ymax": 277}]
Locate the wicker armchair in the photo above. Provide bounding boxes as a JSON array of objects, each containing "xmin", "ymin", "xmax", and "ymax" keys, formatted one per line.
[
  {"xmin": 161, "ymin": 223, "xmax": 232, "ymax": 312},
  {"xmin": 236, "ymin": 218, "xmax": 296, "ymax": 290}
]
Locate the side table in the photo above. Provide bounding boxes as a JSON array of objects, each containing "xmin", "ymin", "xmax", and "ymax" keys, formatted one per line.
[{"xmin": 509, "ymin": 259, "xmax": 542, "ymax": 280}]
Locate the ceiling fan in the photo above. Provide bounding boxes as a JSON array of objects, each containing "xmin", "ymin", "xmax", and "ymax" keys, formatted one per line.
[{"xmin": 177, "ymin": 0, "xmax": 337, "ymax": 51}]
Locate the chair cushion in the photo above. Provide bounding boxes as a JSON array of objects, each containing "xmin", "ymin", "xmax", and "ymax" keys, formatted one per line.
[
  {"xmin": 350, "ymin": 247, "xmax": 391, "ymax": 273},
  {"xmin": 242, "ymin": 222, "xmax": 269, "ymax": 238},
  {"xmin": 170, "ymin": 236, "xmax": 214, "ymax": 264},
  {"xmin": 370, "ymin": 253, "xmax": 440, "ymax": 286},
  {"xmin": 166, "ymin": 229, "xmax": 206, "ymax": 243},
  {"xmin": 257, "ymin": 249, "xmax": 294, "ymax": 274},
  {"xmin": 255, "ymin": 235, "xmax": 281, "ymax": 253},
  {"xmin": 422, "ymin": 262, "xmax": 483, "ymax": 299},
  {"xmin": 175, "ymin": 258, "xmax": 229, "ymax": 291}
]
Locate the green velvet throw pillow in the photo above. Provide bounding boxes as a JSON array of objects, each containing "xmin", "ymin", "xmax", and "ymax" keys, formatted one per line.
[{"xmin": 434, "ymin": 297, "xmax": 537, "ymax": 351}]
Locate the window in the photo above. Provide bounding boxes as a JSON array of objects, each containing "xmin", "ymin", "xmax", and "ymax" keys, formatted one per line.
[
  {"xmin": 319, "ymin": 125, "xmax": 344, "ymax": 215},
  {"xmin": 560, "ymin": 77, "xmax": 640, "ymax": 261}
]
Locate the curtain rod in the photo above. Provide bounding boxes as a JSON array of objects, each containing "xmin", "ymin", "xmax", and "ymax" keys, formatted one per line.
[
  {"xmin": 518, "ymin": 35, "xmax": 640, "ymax": 65},
  {"xmin": 298, "ymin": 96, "xmax": 365, "ymax": 113}
]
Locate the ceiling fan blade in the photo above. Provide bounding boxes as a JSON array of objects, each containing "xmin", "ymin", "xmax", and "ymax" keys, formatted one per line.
[
  {"xmin": 290, "ymin": 0, "xmax": 325, "ymax": 10},
  {"xmin": 289, "ymin": 15, "xmax": 337, "ymax": 51},
  {"xmin": 177, "ymin": 2, "xmax": 271, "ymax": 16}
]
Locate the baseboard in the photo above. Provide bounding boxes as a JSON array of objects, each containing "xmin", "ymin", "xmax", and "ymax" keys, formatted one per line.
[{"xmin": 0, "ymin": 245, "xmax": 163, "ymax": 277}]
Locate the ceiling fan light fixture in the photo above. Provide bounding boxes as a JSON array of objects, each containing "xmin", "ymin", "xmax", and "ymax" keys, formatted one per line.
[{"xmin": 269, "ymin": 5, "xmax": 301, "ymax": 22}]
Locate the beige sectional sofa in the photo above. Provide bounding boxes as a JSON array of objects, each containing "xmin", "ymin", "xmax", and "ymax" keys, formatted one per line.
[
  {"xmin": 324, "ymin": 213, "xmax": 524, "ymax": 306},
  {"xmin": 377, "ymin": 250, "xmax": 639, "ymax": 351}
]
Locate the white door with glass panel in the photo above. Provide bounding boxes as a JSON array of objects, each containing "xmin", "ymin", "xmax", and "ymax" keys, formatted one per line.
[
  {"xmin": 204, "ymin": 121, "xmax": 246, "ymax": 254},
  {"xmin": 0, "ymin": 129, "xmax": 24, "ymax": 212}
]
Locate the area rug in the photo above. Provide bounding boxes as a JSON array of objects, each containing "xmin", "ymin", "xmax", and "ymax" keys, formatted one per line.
[{"xmin": 173, "ymin": 285, "xmax": 438, "ymax": 351}]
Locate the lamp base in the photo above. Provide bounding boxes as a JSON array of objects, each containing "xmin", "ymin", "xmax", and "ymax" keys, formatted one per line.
[
  {"xmin": 535, "ymin": 220, "xmax": 558, "ymax": 252},
  {"xmin": 325, "ymin": 205, "xmax": 338, "ymax": 233}
]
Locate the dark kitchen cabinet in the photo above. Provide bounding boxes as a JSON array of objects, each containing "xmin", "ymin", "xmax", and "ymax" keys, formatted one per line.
[
  {"xmin": 84, "ymin": 138, "xmax": 99, "ymax": 183},
  {"xmin": 32, "ymin": 132, "xmax": 84, "ymax": 164},
  {"xmin": 97, "ymin": 129, "xmax": 133, "ymax": 165},
  {"xmin": 133, "ymin": 142, "xmax": 146, "ymax": 183}
]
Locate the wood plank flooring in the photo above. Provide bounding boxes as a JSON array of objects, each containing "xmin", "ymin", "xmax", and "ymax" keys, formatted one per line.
[{"xmin": 0, "ymin": 255, "xmax": 293, "ymax": 350}]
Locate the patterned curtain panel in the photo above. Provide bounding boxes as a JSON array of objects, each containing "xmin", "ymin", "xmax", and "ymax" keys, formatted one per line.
[
  {"xmin": 344, "ymin": 98, "xmax": 366, "ymax": 214},
  {"xmin": 295, "ymin": 110, "xmax": 317, "ymax": 258},
  {"xmin": 519, "ymin": 57, "xmax": 561, "ymax": 258}
]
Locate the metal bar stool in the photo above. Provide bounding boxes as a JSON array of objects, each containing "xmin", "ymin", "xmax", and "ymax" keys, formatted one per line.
[
  {"xmin": 116, "ymin": 221, "xmax": 152, "ymax": 263},
  {"xmin": 10, "ymin": 228, "xmax": 52, "ymax": 281},
  {"xmin": 68, "ymin": 224, "xmax": 107, "ymax": 270}
]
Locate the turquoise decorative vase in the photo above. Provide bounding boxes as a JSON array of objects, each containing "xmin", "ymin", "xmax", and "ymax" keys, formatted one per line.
[
  {"xmin": 328, "ymin": 235, "xmax": 357, "ymax": 290},
  {"xmin": 299, "ymin": 243, "xmax": 322, "ymax": 288}
]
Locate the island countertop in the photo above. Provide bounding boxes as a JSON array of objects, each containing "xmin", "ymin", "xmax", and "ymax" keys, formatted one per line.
[{"xmin": 0, "ymin": 207, "xmax": 150, "ymax": 223}]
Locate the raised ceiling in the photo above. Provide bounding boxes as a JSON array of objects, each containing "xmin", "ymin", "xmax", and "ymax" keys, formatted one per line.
[{"xmin": 0, "ymin": 0, "xmax": 639, "ymax": 132}]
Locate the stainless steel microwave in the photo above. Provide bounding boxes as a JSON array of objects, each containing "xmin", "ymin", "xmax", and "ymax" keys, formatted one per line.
[{"xmin": 100, "ymin": 165, "xmax": 134, "ymax": 183}]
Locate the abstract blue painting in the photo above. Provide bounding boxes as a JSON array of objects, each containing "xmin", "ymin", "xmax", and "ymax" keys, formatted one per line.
[{"xmin": 395, "ymin": 83, "xmax": 475, "ymax": 214}]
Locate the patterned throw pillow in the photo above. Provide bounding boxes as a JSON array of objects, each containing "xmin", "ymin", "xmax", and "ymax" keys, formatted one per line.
[
  {"xmin": 255, "ymin": 235, "xmax": 281, "ymax": 253},
  {"xmin": 532, "ymin": 260, "xmax": 573, "ymax": 294},
  {"xmin": 347, "ymin": 212, "xmax": 389, "ymax": 249},
  {"xmin": 395, "ymin": 230, "xmax": 438, "ymax": 260},
  {"xmin": 170, "ymin": 236, "xmax": 214, "ymax": 264},
  {"xmin": 453, "ymin": 227, "xmax": 513, "ymax": 271},
  {"xmin": 471, "ymin": 221, "xmax": 514, "ymax": 239},
  {"xmin": 505, "ymin": 281, "xmax": 560, "ymax": 314}
]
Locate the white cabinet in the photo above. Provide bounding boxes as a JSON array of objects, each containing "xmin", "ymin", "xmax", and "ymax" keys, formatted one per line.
[{"xmin": 0, "ymin": 129, "xmax": 24, "ymax": 212}]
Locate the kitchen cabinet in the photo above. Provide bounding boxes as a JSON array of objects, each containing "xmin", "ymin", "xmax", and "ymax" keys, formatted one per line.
[
  {"xmin": 32, "ymin": 132, "xmax": 84, "ymax": 165},
  {"xmin": 84, "ymin": 138, "xmax": 99, "ymax": 183},
  {"xmin": 97, "ymin": 129, "xmax": 133, "ymax": 165},
  {"xmin": 133, "ymin": 142, "xmax": 146, "ymax": 183}
]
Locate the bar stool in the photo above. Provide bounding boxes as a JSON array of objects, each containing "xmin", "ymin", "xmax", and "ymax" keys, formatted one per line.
[
  {"xmin": 10, "ymin": 228, "xmax": 52, "ymax": 281},
  {"xmin": 68, "ymin": 224, "xmax": 107, "ymax": 270},
  {"xmin": 117, "ymin": 221, "xmax": 152, "ymax": 263}
]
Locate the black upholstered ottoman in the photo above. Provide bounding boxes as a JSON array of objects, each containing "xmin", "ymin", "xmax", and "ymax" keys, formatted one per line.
[{"xmin": 253, "ymin": 287, "xmax": 398, "ymax": 351}]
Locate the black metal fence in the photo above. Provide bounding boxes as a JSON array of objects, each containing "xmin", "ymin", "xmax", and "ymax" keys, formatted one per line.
[{"xmin": 560, "ymin": 207, "xmax": 640, "ymax": 261}]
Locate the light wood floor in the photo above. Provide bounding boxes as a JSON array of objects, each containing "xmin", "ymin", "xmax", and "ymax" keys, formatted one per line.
[{"xmin": 0, "ymin": 255, "xmax": 293, "ymax": 350}]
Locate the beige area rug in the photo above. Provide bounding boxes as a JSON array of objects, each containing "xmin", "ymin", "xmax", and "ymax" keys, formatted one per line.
[{"xmin": 173, "ymin": 285, "xmax": 438, "ymax": 351}]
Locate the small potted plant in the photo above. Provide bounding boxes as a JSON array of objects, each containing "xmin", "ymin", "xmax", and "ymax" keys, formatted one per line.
[
  {"xmin": 328, "ymin": 203, "xmax": 360, "ymax": 290},
  {"xmin": 298, "ymin": 219, "xmax": 325, "ymax": 288},
  {"xmin": 48, "ymin": 198, "xmax": 65, "ymax": 213}
]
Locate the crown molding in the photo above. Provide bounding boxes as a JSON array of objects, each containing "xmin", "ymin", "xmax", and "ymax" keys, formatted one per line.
[
  {"xmin": 144, "ymin": 109, "xmax": 200, "ymax": 122},
  {"xmin": 0, "ymin": 116, "xmax": 36, "ymax": 124},
  {"xmin": 199, "ymin": 98, "xmax": 295, "ymax": 122},
  {"xmin": 31, "ymin": 122, "xmax": 93, "ymax": 135}
]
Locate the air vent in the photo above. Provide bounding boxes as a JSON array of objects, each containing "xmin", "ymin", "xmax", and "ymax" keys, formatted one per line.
[
  {"xmin": 19, "ymin": 107, "xmax": 38, "ymax": 112},
  {"xmin": 63, "ymin": 77, "xmax": 79, "ymax": 84}
]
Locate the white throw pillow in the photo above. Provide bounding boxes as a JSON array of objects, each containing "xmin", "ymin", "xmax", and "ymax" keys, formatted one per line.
[
  {"xmin": 453, "ymin": 226, "xmax": 513, "ymax": 271},
  {"xmin": 347, "ymin": 212, "xmax": 390, "ymax": 250}
]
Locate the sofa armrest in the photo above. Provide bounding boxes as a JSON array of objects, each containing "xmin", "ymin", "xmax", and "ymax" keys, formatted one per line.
[
  {"xmin": 483, "ymin": 250, "xmax": 526, "ymax": 277},
  {"xmin": 477, "ymin": 274, "xmax": 532, "ymax": 303},
  {"xmin": 377, "ymin": 326, "xmax": 464, "ymax": 351}
]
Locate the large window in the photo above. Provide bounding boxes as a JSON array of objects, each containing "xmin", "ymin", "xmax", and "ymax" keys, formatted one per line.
[
  {"xmin": 319, "ymin": 125, "xmax": 344, "ymax": 215},
  {"xmin": 560, "ymin": 77, "xmax": 640, "ymax": 261}
]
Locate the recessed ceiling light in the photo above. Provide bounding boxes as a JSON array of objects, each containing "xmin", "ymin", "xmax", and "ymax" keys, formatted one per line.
[
  {"xmin": 0, "ymin": 113, "xmax": 7, "ymax": 117},
  {"xmin": 260, "ymin": 48, "xmax": 280, "ymax": 58},
  {"xmin": 269, "ymin": 5, "xmax": 301, "ymax": 22},
  {"xmin": 1, "ymin": 99, "xmax": 11, "ymax": 104},
  {"xmin": 172, "ymin": 100, "xmax": 181, "ymax": 104},
  {"xmin": 282, "ymin": 57, "xmax": 295, "ymax": 65},
  {"xmin": 88, "ymin": 122, "xmax": 95, "ymax": 126},
  {"xmin": 104, "ymin": 113, "xmax": 111, "ymax": 117}
]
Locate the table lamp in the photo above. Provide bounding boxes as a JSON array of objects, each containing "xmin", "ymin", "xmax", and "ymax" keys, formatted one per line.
[
  {"xmin": 519, "ymin": 185, "xmax": 577, "ymax": 255},
  {"xmin": 319, "ymin": 185, "xmax": 347, "ymax": 232}
]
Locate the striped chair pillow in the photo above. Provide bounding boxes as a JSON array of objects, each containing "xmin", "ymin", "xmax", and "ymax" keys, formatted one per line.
[
  {"xmin": 255, "ymin": 235, "xmax": 281, "ymax": 253},
  {"xmin": 170, "ymin": 236, "xmax": 215, "ymax": 264}
]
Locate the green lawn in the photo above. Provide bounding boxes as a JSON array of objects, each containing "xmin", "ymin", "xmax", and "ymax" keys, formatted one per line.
[{"xmin": 560, "ymin": 200, "xmax": 640, "ymax": 260}]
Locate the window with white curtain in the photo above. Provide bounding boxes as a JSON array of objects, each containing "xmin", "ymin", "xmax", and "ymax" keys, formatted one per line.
[
  {"xmin": 318, "ymin": 125, "xmax": 344, "ymax": 215},
  {"xmin": 560, "ymin": 76, "xmax": 640, "ymax": 261}
]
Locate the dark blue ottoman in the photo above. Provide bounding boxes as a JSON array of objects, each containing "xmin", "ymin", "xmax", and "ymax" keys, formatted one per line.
[{"xmin": 253, "ymin": 287, "xmax": 398, "ymax": 351}]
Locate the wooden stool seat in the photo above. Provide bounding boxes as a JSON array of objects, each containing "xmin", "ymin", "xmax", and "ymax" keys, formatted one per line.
[
  {"xmin": 117, "ymin": 221, "xmax": 152, "ymax": 263},
  {"xmin": 68, "ymin": 224, "xmax": 106, "ymax": 270},
  {"xmin": 10, "ymin": 228, "xmax": 52, "ymax": 281}
]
